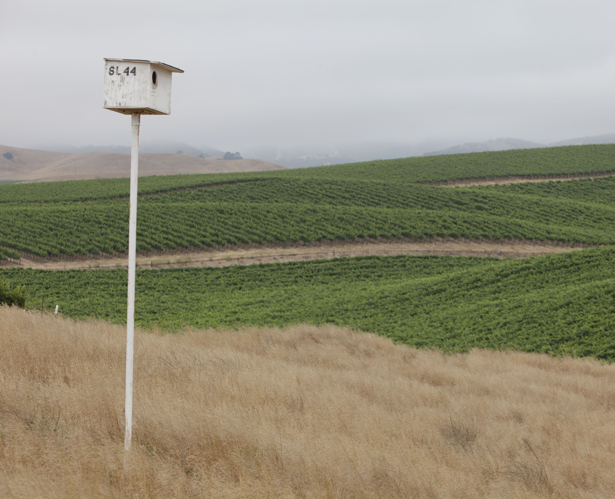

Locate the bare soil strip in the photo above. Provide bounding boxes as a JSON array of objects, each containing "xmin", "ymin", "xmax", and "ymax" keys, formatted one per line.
[
  {"xmin": 5, "ymin": 239, "xmax": 589, "ymax": 271},
  {"xmin": 428, "ymin": 170, "xmax": 615, "ymax": 187}
]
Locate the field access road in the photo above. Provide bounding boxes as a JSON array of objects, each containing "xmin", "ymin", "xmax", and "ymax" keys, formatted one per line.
[
  {"xmin": 8, "ymin": 239, "xmax": 589, "ymax": 271},
  {"xmin": 429, "ymin": 171, "xmax": 615, "ymax": 187}
]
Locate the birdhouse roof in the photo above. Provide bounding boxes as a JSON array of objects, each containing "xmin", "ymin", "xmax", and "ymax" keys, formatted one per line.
[{"xmin": 104, "ymin": 58, "xmax": 184, "ymax": 73}]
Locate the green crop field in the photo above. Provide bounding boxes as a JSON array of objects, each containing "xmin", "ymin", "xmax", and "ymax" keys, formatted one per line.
[
  {"xmin": 2, "ymin": 248, "xmax": 615, "ymax": 360},
  {"xmin": 2, "ymin": 145, "xmax": 615, "ymax": 260},
  {"xmin": 2, "ymin": 145, "xmax": 615, "ymax": 361}
]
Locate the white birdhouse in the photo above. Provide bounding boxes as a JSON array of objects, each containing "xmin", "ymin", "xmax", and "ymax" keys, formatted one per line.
[{"xmin": 103, "ymin": 58, "xmax": 183, "ymax": 115}]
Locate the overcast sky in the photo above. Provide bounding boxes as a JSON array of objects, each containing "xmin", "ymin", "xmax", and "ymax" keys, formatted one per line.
[{"xmin": 2, "ymin": 0, "xmax": 615, "ymax": 154}]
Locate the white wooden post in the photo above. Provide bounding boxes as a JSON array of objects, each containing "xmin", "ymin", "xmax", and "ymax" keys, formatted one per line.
[
  {"xmin": 103, "ymin": 58, "xmax": 183, "ymax": 453},
  {"xmin": 125, "ymin": 113, "xmax": 140, "ymax": 451}
]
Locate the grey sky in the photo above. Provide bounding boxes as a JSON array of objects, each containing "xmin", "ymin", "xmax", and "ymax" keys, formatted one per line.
[{"xmin": 2, "ymin": 0, "xmax": 615, "ymax": 154}]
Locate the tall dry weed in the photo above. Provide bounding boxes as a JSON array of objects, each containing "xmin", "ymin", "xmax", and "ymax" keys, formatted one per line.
[{"xmin": 1, "ymin": 305, "xmax": 615, "ymax": 498}]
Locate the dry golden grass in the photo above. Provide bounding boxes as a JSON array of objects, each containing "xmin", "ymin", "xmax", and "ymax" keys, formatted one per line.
[{"xmin": 1, "ymin": 305, "xmax": 615, "ymax": 498}]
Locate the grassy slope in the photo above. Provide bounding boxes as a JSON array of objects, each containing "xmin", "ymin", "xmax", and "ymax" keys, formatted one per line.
[
  {"xmin": 3, "ymin": 247, "xmax": 615, "ymax": 360},
  {"xmin": 3, "ymin": 307, "xmax": 614, "ymax": 497}
]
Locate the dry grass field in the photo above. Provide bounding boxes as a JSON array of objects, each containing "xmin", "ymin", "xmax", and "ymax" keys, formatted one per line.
[{"xmin": 1, "ymin": 305, "xmax": 614, "ymax": 498}]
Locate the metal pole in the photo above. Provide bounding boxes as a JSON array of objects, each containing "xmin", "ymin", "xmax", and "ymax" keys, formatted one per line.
[{"xmin": 125, "ymin": 113, "xmax": 140, "ymax": 451}]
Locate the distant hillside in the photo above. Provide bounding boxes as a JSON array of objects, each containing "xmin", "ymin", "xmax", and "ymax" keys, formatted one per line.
[
  {"xmin": 141, "ymin": 141, "xmax": 223, "ymax": 158},
  {"xmin": 549, "ymin": 134, "xmax": 615, "ymax": 147},
  {"xmin": 0, "ymin": 145, "xmax": 285, "ymax": 182},
  {"xmin": 424, "ymin": 138, "xmax": 544, "ymax": 156},
  {"xmin": 424, "ymin": 134, "xmax": 615, "ymax": 157},
  {"xmin": 37, "ymin": 141, "xmax": 224, "ymax": 158}
]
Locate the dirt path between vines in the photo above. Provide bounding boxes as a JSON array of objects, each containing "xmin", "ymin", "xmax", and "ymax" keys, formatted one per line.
[
  {"xmin": 430, "ymin": 170, "xmax": 615, "ymax": 187},
  {"xmin": 7, "ymin": 239, "xmax": 588, "ymax": 271}
]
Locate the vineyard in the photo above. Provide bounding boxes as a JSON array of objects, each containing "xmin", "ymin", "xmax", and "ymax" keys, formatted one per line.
[
  {"xmin": 483, "ymin": 174, "xmax": 615, "ymax": 205},
  {"xmin": 2, "ymin": 247, "xmax": 615, "ymax": 360},
  {"xmin": 3, "ymin": 145, "xmax": 615, "ymax": 360},
  {"xmin": 4, "ymin": 145, "xmax": 615, "ymax": 260},
  {"xmin": 1, "ymin": 196, "xmax": 612, "ymax": 259}
]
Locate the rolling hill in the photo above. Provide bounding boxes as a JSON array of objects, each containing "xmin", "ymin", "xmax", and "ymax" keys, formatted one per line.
[
  {"xmin": 0, "ymin": 144, "xmax": 285, "ymax": 182},
  {"xmin": 3, "ymin": 144, "xmax": 615, "ymax": 263},
  {"xmin": 2, "ymin": 144, "xmax": 615, "ymax": 361}
]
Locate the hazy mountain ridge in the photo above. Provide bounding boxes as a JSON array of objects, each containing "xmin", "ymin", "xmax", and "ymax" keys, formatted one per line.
[
  {"xmin": 549, "ymin": 134, "xmax": 615, "ymax": 147},
  {"xmin": 242, "ymin": 140, "xmax": 452, "ymax": 168},
  {"xmin": 424, "ymin": 134, "xmax": 615, "ymax": 156},
  {"xmin": 252, "ymin": 134, "xmax": 615, "ymax": 166},
  {"xmin": 246, "ymin": 134, "xmax": 615, "ymax": 166},
  {"xmin": 17, "ymin": 133, "xmax": 615, "ymax": 173},
  {"xmin": 423, "ymin": 138, "xmax": 544, "ymax": 156}
]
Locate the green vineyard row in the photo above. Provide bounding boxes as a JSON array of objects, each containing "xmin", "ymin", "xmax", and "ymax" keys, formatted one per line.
[
  {"xmin": 0, "ymin": 197, "xmax": 612, "ymax": 259},
  {"xmin": 2, "ymin": 248, "xmax": 615, "ymax": 360},
  {"xmin": 3, "ymin": 146, "xmax": 615, "ymax": 259}
]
